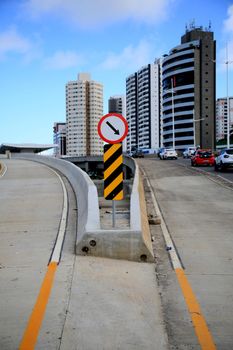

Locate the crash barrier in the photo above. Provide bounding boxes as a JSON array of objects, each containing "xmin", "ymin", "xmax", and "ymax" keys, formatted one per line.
[{"xmin": 13, "ymin": 154, "xmax": 154, "ymax": 262}]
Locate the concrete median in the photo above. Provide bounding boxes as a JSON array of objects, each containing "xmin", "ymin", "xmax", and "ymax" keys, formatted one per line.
[{"xmin": 13, "ymin": 154, "xmax": 154, "ymax": 262}]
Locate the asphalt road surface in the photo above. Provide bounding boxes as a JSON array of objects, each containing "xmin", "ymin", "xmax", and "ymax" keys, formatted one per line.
[
  {"xmin": 139, "ymin": 157, "xmax": 233, "ymax": 350},
  {"xmin": 177, "ymin": 157, "xmax": 233, "ymax": 184}
]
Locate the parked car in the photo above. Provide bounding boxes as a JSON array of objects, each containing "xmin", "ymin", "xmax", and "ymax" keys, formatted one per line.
[
  {"xmin": 157, "ymin": 147, "xmax": 165, "ymax": 158},
  {"xmin": 131, "ymin": 149, "xmax": 144, "ymax": 158},
  {"xmin": 183, "ymin": 147, "xmax": 196, "ymax": 158},
  {"xmin": 160, "ymin": 148, "xmax": 178, "ymax": 160},
  {"xmin": 214, "ymin": 148, "xmax": 233, "ymax": 171},
  {"xmin": 191, "ymin": 149, "xmax": 215, "ymax": 166}
]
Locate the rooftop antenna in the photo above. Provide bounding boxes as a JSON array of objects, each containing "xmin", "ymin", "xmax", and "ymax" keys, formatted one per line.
[
  {"xmin": 191, "ymin": 19, "xmax": 195, "ymax": 29},
  {"xmin": 208, "ymin": 20, "xmax": 212, "ymax": 30}
]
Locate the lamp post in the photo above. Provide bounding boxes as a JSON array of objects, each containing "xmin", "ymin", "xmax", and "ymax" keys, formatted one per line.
[
  {"xmin": 193, "ymin": 113, "xmax": 204, "ymax": 147},
  {"xmin": 129, "ymin": 119, "xmax": 132, "ymax": 154},
  {"xmin": 165, "ymin": 79, "xmax": 176, "ymax": 149},
  {"xmin": 225, "ymin": 44, "xmax": 233, "ymax": 148},
  {"xmin": 193, "ymin": 109, "xmax": 204, "ymax": 148},
  {"xmin": 213, "ymin": 46, "xmax": 233, "ymax": 148},
  {"xmin": 171, "ymin": 78, "xmax": 175, "ymax": 149}
]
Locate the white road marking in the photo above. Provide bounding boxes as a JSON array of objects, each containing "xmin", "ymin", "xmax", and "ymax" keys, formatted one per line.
[
  {"xmin": 48, "ymin": 168, "xmax": 68, "ymax": 263},
  {"xmin": 0, "ymin": 162, "xmax": 7, "ymax": 177},
  {"xmin": 140, "ymin": 168, "xmax": 182, "ymax": 270}
]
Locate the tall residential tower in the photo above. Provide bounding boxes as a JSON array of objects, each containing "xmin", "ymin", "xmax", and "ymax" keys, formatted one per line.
[
  {"xmin": 126, "ymin": 61, "xmax": 160, "ymax": 153},
  {"xmin": 66, "ymin": 73, "xmax": 103, "ymax": 156},
  {"xmin": 216, "ymin": 97, "xmax": 233, "ymax": 141},
  {"xmin": 162, "ymin": 24, "xmax": 216, "ymax": 150}
]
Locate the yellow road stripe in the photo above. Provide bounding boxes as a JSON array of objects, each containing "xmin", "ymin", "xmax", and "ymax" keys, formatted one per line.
[
  {"xmin": 104, "ymin": 173, "xmax": 123, "ymax": 197},
  {"xmin": 104, "ymin": 143, "xmax": 121, "ymax": 161},
  {"xmin": 104, "ymin": 154, "xmax": 123, "ymax": 179},
  {"xmin": 175, "ymin": 268, "xmax": 216, "ymax": 350},
  {"xmin": 19, "ymin": 262, "xmax": 58, "ymax": 350}
]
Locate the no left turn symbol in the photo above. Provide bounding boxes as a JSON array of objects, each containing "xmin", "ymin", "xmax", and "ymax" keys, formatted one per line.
[{"xmin": 98, "ymin": 113, "xmax": 128, "ymax": 144}]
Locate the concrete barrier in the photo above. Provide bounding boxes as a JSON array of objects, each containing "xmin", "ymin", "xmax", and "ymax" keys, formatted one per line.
[{"xmin": 13, "ymin": 154, "xmax": 154, "ymax": 262}]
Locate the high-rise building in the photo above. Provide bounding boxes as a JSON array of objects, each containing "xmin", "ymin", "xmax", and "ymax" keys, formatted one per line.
[
  {"xmin": 126, "ymin": 61, "xmax": 160, "ymax": 153},
  {"xmin": 53, "ymin": 122, "xmax": 66, "ymax": 157},
  {"xmin": 162, "ymin": 24, "xmax": 216, "ymax": 150},
  {"xmin": 66, "ymin": 73, "xmax": 103, "ymax": 156},
  {"xmin": 108, "ymin": 95, "xmax": 127, "ymax": 151},
  {"xmin": 108, "ymin": 95, "xmax": 126, "ymax": 116},
  {"xmin": 216, "ymin": 97, "xmax": 233, "ymax": 141}
]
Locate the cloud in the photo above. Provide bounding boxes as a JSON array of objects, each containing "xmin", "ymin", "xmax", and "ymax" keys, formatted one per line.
[
  {"xmin": 100, "ymin": 40, "xmax": 156, "ymax": 71},
  {"xmin": 23, "ymin": 0, "xmax": 171, "ymax": 28},
  {"xmin": 0, "ymin": 28, "xmax": 31, "ymax": 58},
  {"xmin": 224, "ymin": 4, "xmax": 233, "ymax": 33},
  {"xmin": 0, "ymin": 27, "xmax": 42, "ymax": 63},
  {"xmin": 220, "ymin": 5, "xmax": 233, "ymax": 70},
  {"xmin": 43, "ymin": 50, "xmax": 84, "ymax": 69}
]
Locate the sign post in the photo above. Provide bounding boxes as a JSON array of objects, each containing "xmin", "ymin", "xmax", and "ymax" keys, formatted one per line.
[{"xmin": 98, "ymin": 113, "xmax": 128, "ymax": 228}]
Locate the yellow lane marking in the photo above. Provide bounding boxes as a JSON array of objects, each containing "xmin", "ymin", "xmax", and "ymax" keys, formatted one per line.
[
  {"xmin": 104, "ymin": 172, "xmax": 123, "ymax": 197},
  {"xmin": 19, "ymin": 262, "xmax": 57, "ymax": 350},
  {"xmin": 142, "ymin": 169, "xmax": 216, "ymax": 349},
  {"xmin": 104, "ymin": 143, "xmax": 121, "ymax": 161},
  {"xmin": 104, "ymin": 154, "xmax": 123, "ymax": 178},
  {"xmin": 175, "ymin": 268, "xmax": 216, "ymax": 350}
]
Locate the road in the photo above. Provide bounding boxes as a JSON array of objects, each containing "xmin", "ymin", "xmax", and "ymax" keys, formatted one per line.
[
  {"xmin": 139, "ymin": 157, "xmax": 233, "ymax": 350},
  {"xmin": 177, "ymin": 156, "xmax": 233, "ymax": 185},
  {"xmin": 0, "ymin": 158, "xmax": 168, "ymax": 350},
  {"xmin": 0, "ymin": 159, "xmax": 77, "ymax": 350}
]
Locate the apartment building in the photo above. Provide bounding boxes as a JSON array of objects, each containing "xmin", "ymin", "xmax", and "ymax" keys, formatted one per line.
[
  {"xmin": 66, "ymin": 73, "xmax": 103, "ymax": 156},
  {"xmin": 216, "ymin": 97, "xmax": 233, "ymax": 141},
  {"xmin": 126, "ymin": 61, "xmax": 160, "ymax": 153},
  {"xmin": 162, "ymin": 24, "xmax": 216, "ymax": 150},
  {"xmin": 108, "ymin": 95, "xmax": 126, "ymax": 151},
  {"xmin": 53, "ymin": 122, "xmax": 66, "ymax": 157}
]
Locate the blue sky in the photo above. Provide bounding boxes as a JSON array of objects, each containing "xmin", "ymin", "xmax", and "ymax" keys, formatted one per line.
[{"xmin": 1, "ymin": 0, "xmax": 233, "ymax": 144}]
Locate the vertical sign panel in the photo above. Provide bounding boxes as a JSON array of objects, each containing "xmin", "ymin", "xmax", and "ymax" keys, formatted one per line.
[{"xmin": 104, "ymin": 143, "xmax": 123, "ymax": 200}]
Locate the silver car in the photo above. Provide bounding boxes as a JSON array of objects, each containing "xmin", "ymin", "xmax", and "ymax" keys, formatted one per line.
[
  {"xmin": 160, "ymin": 148, "xmax": 178, "ymax": 160},
  {"xmin": 183, "ymin": 147, "xmax": 196, "ymax": 158},
  {"xmin": 215, "ymin": 148, "xmax": 233, "ymax": 171}
]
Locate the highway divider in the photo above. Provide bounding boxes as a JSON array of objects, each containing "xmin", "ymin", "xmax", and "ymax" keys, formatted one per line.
[{"xmin": 13, "ymin": 154, "xmax": 154, "ymax": 262}]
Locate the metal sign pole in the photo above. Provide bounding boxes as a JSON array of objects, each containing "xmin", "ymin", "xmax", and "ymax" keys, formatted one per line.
[
  {"xmin": 112, "ymin": 200, "xmax": 116, "ymax": 228},
  {"xmin": 98, "ymin": 114, "xmax": 128, "ymax": 230}
]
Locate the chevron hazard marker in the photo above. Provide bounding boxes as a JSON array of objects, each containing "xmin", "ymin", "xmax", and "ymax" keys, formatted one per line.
[{"xmin": 104, "ymin": 143, "xmax": 123, "ymax": 200}]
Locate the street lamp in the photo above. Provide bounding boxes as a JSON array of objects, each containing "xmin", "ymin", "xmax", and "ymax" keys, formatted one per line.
[
  {"xmin": 225, "ymin": 44, "xmax": 233, "ymax": 148},
  {"xmin": 193, "ymin": 110, "xmax": 204, "ymax": 148},
  {"xmin": 164, "ymin": 78, "xmax": 176, "ymax": 149},
  {"xmin": 171, "ymin": 78, "xmax": 175, "ymax": 149},
  {"xmin": 212, "ymin": 46, "xmax": 233, "ymax": 148}
]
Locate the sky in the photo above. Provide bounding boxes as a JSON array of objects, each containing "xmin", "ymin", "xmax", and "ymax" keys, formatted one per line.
[{"xmin": 1, "ymin": 0, "xmax": 233, "ymax": 144}]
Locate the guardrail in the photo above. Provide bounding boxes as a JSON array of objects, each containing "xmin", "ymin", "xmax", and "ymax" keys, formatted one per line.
[{"xmin": 13, "ymin": 154, "xmax": 154, "ymax": 262}]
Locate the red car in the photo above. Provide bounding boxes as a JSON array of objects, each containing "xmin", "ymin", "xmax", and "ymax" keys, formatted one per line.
[{"xmin": 191, "ymin": 149, "xmax": 215, "ymax": 167}]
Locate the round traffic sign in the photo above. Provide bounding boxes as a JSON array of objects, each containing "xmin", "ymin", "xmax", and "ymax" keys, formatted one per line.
[{"xmin": 98, "ymin": 113, "xmax": 128, "ymax": 144}]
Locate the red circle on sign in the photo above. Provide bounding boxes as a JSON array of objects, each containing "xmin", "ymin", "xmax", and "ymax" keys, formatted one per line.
[{"xmin": 98, "ymin": 113, "xmax": 128, "ymax": 144}]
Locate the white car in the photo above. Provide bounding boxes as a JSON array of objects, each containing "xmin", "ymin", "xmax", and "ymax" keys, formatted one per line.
[
  {"xmin": 183, "ymin": 147, "xmax": 196, "ymax": 158},
  {"xmin": 214, "ymin": 148, "xmax": 233, "ymax": 171},
  {"xmin": 160, "ymin": 148, "xmax": 178, "ymax": 160}
]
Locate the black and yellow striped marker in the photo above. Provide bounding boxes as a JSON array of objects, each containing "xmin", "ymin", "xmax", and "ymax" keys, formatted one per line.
[{"xmin": 104, "ymin": 143, "xmax": 123, "ymax": 200}]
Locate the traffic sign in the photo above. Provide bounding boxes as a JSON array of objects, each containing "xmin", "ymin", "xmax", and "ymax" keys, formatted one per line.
[
  {"xmin": 98, "ymin": 113, "xmax": 128, "ymax": 144},
  {"xmin": 104, "ymin": 143, "xmax": 123, "ymax": 200}
]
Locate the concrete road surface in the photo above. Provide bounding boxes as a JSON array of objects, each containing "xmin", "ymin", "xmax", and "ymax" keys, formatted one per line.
[
  {"xmin": 0, "ymin": 158, "xmax": 168, "ymax": 350},
  {"xmin": 139, "ymin": 157, "xmax": 233, "ymax": 350}
]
